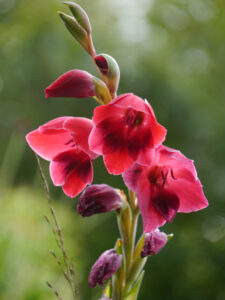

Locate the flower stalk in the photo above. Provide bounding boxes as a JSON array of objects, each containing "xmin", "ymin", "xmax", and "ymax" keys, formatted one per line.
[{"xmin": 114, "ymin": 189, "xmax": 144, "ymax": 300}]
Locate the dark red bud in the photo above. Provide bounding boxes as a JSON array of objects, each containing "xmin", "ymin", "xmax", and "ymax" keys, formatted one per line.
[
  {"xmin": 77, "ymin": 184, "xmax": 122, "ymax": 217},
  {"xmin": 45, "ymin": 69, "xmax": 95, "ymax": 99},
  {"xmin": 89, "ymin": 249, "xmax": 122, "ymax": 288}
]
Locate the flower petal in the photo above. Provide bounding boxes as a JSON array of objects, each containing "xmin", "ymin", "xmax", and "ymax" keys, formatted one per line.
[
  {"xmin": 152, "ymin": 188, "xmax": 180, "ymax": 222},
  {"xmin": 64, "ymin": 117, "xmax": 98, "ymax": 159},
  {"xmin": 103, "ymin": 146, "xmax": 134, "ymax": 175},
  {"xmin": 89, "ymin": 116, "xmax": 124, "ymax": 155},
  {"xmin": 50, "ymin": 148, "xmax": 93, "ymax": 197},
  {"xmin": 26, "ymin": 117, "xmax": 73, "ymax": 161},
  {"xmin": 168, "ymin": 178, "xmax": 208, "ymax": 213},
  {"xmin": 157, "ymin": 145, "xmax": 198, "ymax": 181}
]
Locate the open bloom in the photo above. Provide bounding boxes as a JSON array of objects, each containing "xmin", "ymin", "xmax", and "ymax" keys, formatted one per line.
[
  {"xmin": 45, "ymin": 69, "xmax": 95, "ymax": 98},
  {"xmin": 26, "ymin": 117, "xmax": 98, "ymax": 197},
  {"xmin": 89, "ymin": 249, "xmax": 122, "ymax": 288},
  {"xmin": 89, "ymin": 93, "xmax": 167, "ymax": 174},
  {"xmin": 123, "ymin": 145, "xmax": 208, "ymax": 232}
]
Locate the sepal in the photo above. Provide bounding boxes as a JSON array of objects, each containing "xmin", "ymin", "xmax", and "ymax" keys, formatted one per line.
[
  {"xmin": 91, "ymin": 76, "xmax": 112, "ymax": 104},
  {"xmin": 124, "ymin": 271, "xmax": 145, "ymax": 300}
]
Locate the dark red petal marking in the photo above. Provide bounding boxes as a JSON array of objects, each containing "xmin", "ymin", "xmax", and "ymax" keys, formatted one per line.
[
  {"xmin": 95, "ymin": 55, "xmax": 108, "ymax": 75},
  {"xmin": 152, "ymin": 189, "xmax": 180, "ymax": 222}
]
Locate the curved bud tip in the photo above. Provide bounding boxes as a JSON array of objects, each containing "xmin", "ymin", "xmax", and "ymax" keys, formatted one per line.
[
  {"xmin": 44, "ymin": 69, "xmax": 95, "ymax": 99},
  {"xmin": 77, "ymin": 184, "xmax": 123, "ymax": 217},
  {"xmin": 64, "ymin": 1, "xmax": 91, "ymax": 34},
  {"xmin": 141, "ymin": 230, "xmax": 168, "ymax": 257},
  {"xmin": 94, "ymin": 53, "xmax": 120, "ymax": 96},
  {"xmin": 89, "ymin": 249, "xmax": 122, "ymax": 288},
  {"xmin": 95, "ymin": 55, "xmax": 108, "ymax": 75}
]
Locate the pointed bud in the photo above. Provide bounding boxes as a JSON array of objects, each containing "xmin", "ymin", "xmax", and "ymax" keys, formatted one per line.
[
  {"xmin": 89, "ymin": 249, "xmax": 122, "ymax": 288},
  {"xmin": 141, "ymin": 230, "xmax": 168, "ymax": 258},
  {"xmin": 45, "ymin": 69, "xmax": 95, "ymax": 98},
  {"xmin": 77, "ymin": 184, "xmax": 123, "ymax": 217},
  {"xmin": 64, "ymin": 2, "xmax": 91, "ymax": 34},
  {"xmin": 59, "ymin": 11, "xmax": 95, "ymax": 56},
  {"xmin": 95, "ymin": 54, "xmax": 120, "ymax": 96}
]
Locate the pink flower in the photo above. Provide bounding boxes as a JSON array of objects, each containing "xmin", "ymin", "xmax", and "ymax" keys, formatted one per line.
[
  {"xmin": 123, "ymin": 145, "xmax": 208, "ymax": 232},
  {"xmin": 45, "ymin": 69, "xmax": 95, "ymax": 98},
  {"xmin": 26, "ymin": 117, "xmax": 98, "ymax": 197},
  {"xmin": 89, "ymin": 93, "xmax": 167, "ymax": 174}
]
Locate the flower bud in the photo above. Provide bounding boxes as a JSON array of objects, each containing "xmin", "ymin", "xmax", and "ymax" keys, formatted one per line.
[
  {"xmin": 141, "ymin": 230, "xmax": 168, "ymax": 257},
  {"xmin": 77, "ymin": 184, "xmax": 123, "ymax": 217},
  {"xmin": 95, "ymin": 54, "xmax": 120, "ymax": 96},
  {"xmin": 99, "ymin": 297, "xmax": 111, "ymax": 300},
  {"xmin": 58, "ymin": 11, "xmax": 95, "ymax": 56},
  {"xmin": 45, "ymin": 69, "xmax": 95, "ymax": 99},
  {"xmin": 89, "ymin": 249, "xmax": 122, "ymax": 288},
  {"xmin": 64, "ymin": 2, "xmax": 91, "ymax": 34}
]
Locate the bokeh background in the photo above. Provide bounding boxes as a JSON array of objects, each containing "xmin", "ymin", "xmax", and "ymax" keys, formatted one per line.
[{"xmin": 0, "ymin": 0, "xmax": 225, "ymax": 299}]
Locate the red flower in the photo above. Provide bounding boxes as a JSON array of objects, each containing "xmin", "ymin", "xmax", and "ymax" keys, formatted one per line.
[
  {"xmin": 26, "ymin": 117, "xmax": 98, "ymax": 197},
  {"xmin": 45, "ymin": 69, "xmax": 95, "ymax": 98},
  {"xmin": 123, "ymin": 145, "xmax": 208, "ymax": 232},
  {"xmin": 89, "ymin": 93, "xmax": 167, "ymax": 174}
]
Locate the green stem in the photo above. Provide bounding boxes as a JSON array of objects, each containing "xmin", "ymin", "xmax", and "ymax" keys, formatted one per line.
[{"xmin": 115, "ymin": 189, "xmax": 146, "ymax": 300}]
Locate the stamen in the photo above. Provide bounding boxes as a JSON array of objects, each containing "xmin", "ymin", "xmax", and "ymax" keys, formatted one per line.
[
  {"xmin": 170, "ymin": 169, "xmax": 177, "ymax": 180},
  {"xmin": 161, "ymin": 169, "xmax": 169, "ymax": 189},
  {"xmin": 64, "ymin": 138, "xmax": 74, "ymax": 145}
]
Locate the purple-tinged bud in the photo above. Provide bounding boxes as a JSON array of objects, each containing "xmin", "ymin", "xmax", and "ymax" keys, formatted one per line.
[
  {"xmin": 141, "ymin": 230, "xmax": 167, "ymax": 258},
  {"xmin": 99, "ymin": 297, "xmax": 112, "ymax": 300},
  {"xmin": 89, "ymin": 249, "xmax": 122, "ymax": 288},
  {"xmin": 77, "ymin": 184, "xmax": 123, "ymax": 217}
]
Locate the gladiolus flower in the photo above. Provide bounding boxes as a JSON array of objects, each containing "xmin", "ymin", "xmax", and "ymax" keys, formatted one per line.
[
  {"xmin": 89, "ymin": 93, "xmax": 167, "ymax": 174},
  {"xmin": 141, "ymin": 230, "xmax": 168, "ymax": 257},
  {"xmin": 45, "ymin": 69, "xmax": 95, "ymax": 99},
  {"xmin": 26, "ymin": 117, "xmax": 98, "ymax": 197},
  {"xmin": 77, "ymin": 184, "xmax": 123, "ymax": 217},
  {"xmin": 89, "ymin": 249, "xmax": 122, "ymax": 288},
  {"xmin": 123, "ymin": 145, "xmax": 208, "ymax": 232}
]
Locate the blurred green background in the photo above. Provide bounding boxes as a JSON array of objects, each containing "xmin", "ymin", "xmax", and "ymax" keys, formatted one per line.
[{"xmin": 0, "ymin": 0, "xmax": 225, "ymax": 299}]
